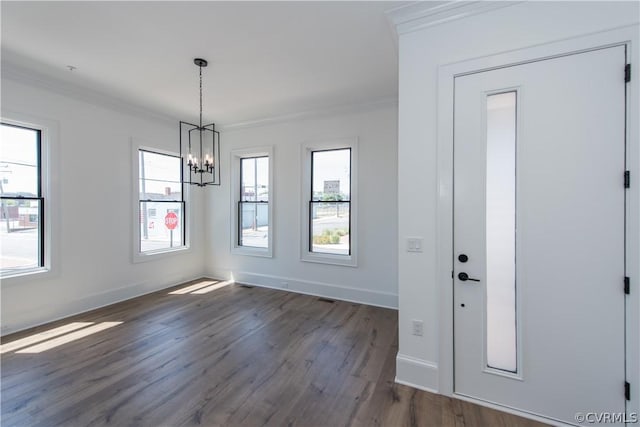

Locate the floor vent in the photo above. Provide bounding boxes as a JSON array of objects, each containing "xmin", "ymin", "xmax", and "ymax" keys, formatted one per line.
[{"xmin": 318, "ymin": 297, "xmax": 335, "ymax": 303}]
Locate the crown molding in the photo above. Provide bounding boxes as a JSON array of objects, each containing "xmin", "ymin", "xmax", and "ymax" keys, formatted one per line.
[
  {"xmin": 2, "ymin": 60, "xmax": 397, "ymax": 133},
  {"xmin": 1, "ymin": 60, "xmax": 178, "ymax": 126},
  {"xmin": 220, "ymin": 96, "xmax": 398, "ymax": 132},
  {"xmin": 386, "ymin": 1, "xmax": 521, "ymax": 36}
]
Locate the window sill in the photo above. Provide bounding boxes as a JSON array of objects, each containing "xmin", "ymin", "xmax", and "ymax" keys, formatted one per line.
[
  {"xmin": 300, "ymin": 252, "xmax": 357, "ymax": 267},
  {"xmin": 132, "ymin": 246, "xmax": 190, "ymax": 264},
  {"xmin": 231, "ymin": 246, "xmax": 273, "ymax": 258},
  {"xmin": 1, "ymin": 266, "xmax": 51, "ymax": 285}
]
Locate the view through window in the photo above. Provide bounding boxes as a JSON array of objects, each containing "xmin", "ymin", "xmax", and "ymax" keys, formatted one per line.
[
  {"xmin": 310, "ymin": 148, "xmax": 351, "ymax": 256},
  {"xmin": 238, "ymin": 156, "xmax": 269, "ymax": 249},
  {"xmin": 0, "ymin": 123, "xmax": 43, "ymax": 276},
  {"xmin": 139, "ymin": 150, "xmax": 184, "ymax": 253}
]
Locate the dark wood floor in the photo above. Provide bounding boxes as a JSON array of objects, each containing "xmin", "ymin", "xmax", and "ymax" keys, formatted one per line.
[{"xmin": 1, "ymin": 279, "xmax": 547, "ymax": 427}]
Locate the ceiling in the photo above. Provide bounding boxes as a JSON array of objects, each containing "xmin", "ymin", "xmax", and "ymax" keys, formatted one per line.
[{"xmin": 1, "ymin": 1, "xmax": 404, "ymax": 126}]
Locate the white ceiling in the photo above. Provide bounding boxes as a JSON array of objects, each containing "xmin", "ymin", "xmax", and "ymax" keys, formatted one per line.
[{"xmin": 1, "ymin": 1, "xmax": 404, "ymax": 126}]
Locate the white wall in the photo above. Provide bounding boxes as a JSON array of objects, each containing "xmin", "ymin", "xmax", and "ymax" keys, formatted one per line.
[
  {"xmin": 0, "ymin": 77, "xmax": 206, "ymax": 334},
  {"xmin": 205, "ymin": 104, "xmax": 398, "ymax": 308},
  {"xmin": 0, "ymin": 73, "xmax": 398, "ymax": 334},
  {"xmin": 396, "ymin": 0, "xmax": 639, "ymax": 401}
]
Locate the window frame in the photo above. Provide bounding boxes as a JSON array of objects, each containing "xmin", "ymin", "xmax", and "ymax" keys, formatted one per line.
[
  {"xmin": 0, "ymin": 114, "xmax": 57, "ymax": 282},
  {"xmin": 132, "ymin": 142, "xmax": 190, "ymax": 262},
  {"xmin": 300, "ymin": 138, "xmax": 358, "ymax": 267},
  {"xmin": 230, "ymin": 146, "xmax": 274, "ymax": 258}
]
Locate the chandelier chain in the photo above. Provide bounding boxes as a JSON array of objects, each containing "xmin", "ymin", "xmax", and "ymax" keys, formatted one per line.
[{"xmin": 199, "ymin": 64, "xmax": 203, "ymax": 128}]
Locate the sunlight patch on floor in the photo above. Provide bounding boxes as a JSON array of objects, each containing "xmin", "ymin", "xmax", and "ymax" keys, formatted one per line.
[
  {"xmin": 168, "ymin": 280, "xmax": 218, "ymax": 295},
  {"xmin": 191, "ymin": 280, "xmax": 233, "ymax": 294},
  {"xmin": 15, "ymin": 322, "xmax": 123, "ymax": 354},
  {"xmin": 0, "ymin": 322, "xmax": 94, "ymax": 354}
]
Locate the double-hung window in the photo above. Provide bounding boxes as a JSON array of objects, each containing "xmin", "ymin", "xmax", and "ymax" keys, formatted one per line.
[
  {"xmin": 239, "ymin": 156, "xmax": 269, "ymax": 248},
  {"xmin": 138, "ymin": 149, "xmax": 185, "ymax": 255},
  {"xmin": 301, "ymin": 139, "xmax": 357, "ymax": 266},
  {"xmin": 0, "ymin": 123, "xmax": 44, "ymax": 277},
  {"xmin": 231, "ymin": 147, "xmax": 273, "ymax": 257}
]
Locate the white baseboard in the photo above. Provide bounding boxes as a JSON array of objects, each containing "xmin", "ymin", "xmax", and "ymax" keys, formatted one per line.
[
  {"xmin": 395, "ymin": 353, "xmax": 439, "ymax": 393},
  {"xmin": 1, "ymin": 272, "xmax": 204, "ymax": 336},
  {"xmin": 207, "ymin": 268, "xmax": 398, "ymax": 309}
]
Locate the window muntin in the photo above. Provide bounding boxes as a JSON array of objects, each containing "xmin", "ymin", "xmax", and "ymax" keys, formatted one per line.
[
  {"xmin": 0, "ymin": 123, "xmax": 43, "ymax": 276},
  {"xmin": 238, "ymin": 156, "xmax": 269, "ymax": 249},
  {"xmin": 309, "ymin": 148, "xmax": 351, "ymax": 256},
  {"xmin": 138, "ymin": 150, "xmax": 184, "ymax": 253}
]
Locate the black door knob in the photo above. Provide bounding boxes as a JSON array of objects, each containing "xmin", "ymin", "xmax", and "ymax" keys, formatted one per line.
[
  {"xmin": 458, "ymin": 254, "xmax": 468, "ymax": 263},
  {"xmin": 458, "ymin": 272, "xmax": 480, "ymax": 282}
]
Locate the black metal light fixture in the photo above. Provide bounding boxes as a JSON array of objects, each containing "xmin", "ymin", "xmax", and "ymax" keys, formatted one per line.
[{"xmin": 180, "ymin": 58, "xmax": 221, "ymax": 187}]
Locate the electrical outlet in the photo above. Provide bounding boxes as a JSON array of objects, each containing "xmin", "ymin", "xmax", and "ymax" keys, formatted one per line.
[
  {"xmin": 281, "ymin": 281, "xmax": 289, "ymax": 289},
  {"xmin": 412, "ymin": 320, "xmax": 424, "ymax": 337}
]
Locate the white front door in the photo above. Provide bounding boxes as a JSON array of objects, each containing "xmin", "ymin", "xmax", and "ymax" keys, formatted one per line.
[{"xmin": 453, "ymin": 46, "xmax": 627, "ymax": 425}]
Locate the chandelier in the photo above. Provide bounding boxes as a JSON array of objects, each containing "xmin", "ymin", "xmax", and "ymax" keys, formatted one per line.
[{"xmin": 180, "ymin": 58, "xmax": 220, "ymax": 187}]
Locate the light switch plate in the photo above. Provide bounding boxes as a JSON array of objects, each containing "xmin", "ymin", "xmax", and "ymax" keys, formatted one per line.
[{"xmin": 407, "ymin": 237, "xmax": 424, "ymax": 252}]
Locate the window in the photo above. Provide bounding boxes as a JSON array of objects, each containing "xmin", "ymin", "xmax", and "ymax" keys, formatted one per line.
[
  {"xmin": 310, "ymin": 149, "xmax": 351, "ymax": 255},
  {"xmin": 301, "ymin": 139, "xmax": 357, "ymax": 267},
  {"xmin": 138, "ymin": 149, "xmax": 185, "ymax": 254},
  {"xmin": 231, "ymin": 147, "xmax": 273, "ymax": 257},
  {"xmin": 239, "ymin": 156, "xmax": 269, "ymax": 248},
  {"xmin": 0, "ymin": 123, "xmax": 44, "ymax": 277}
]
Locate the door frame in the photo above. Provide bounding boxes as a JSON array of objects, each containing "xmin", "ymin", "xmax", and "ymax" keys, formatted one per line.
[{"xmin": 436, "ymin": 25, "xmax": 639, "ymax": 420}]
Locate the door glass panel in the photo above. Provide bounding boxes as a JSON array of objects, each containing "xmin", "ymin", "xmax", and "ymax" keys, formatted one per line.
[{"xmin": 485, "ymin": 91, "xmax": 517, "ymax": 373}]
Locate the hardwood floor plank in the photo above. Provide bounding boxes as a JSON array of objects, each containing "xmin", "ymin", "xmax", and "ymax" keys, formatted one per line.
[{"xmin": 1, "ymin": 282, "xmax": 549, "ymax": 427}]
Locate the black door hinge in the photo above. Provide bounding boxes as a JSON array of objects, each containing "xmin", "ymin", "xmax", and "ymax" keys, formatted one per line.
[
  {"xmin": 625, "ymin": 64, "xmax": 631, "ymax": 83},
  {"xmin": 625, "ymin": 381, "xmax": 631, "ymax": 401},
  {"xmin": 625, "ymin": 171, "xmax": 630, "ymax": 188},
  {"xmin": 625, "ymin": 277, "xmax": 630, "ymax": 294}
]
